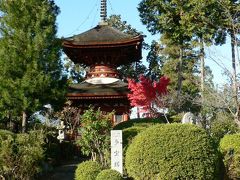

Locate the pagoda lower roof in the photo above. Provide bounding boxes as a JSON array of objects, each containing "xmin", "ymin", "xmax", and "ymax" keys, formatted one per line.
[{"xmin": 67, "ymin": 80, "xmax": 129, "ymax": 99}]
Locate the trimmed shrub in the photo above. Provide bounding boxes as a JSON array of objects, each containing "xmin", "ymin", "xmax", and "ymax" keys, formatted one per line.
[
  {"xmin": 220, "ymin": 133, "xmax": 240, "ymax": 179},
  {"xmin": 113, "ymin": 118, "xmax": 165, "ymax": 130},
  {"xmin": 116, "ymin": 122, "xmax": 158, "ymax": 175},
  {"xmin": 210, "ymin": 113, "xmax": 239, "ymax": 144},
  {"xmin": 96, "ymin": 169, "xmax": 123, "ymax": 180},
  {"xmin": 125, "ymin": 123, "xmax": 221, "ymax": 180},
  {"xmin": 122, "ymin": 126, "xmax": 146, "ymax": 149},
  {"xmin": 122, "ymin": 126, "xmax": 146, "ymax": 175},
  {"xmin": 0, "ymin": 133, "xmax": 15, "ymax": 179},
  {"xmin": 0, "ymin": 130, "xmax": 45, "ymax": 180},
  {"xmin": 75, "ymin": 160, "xmax": 102, "ymax": 180},
  {"xmin": 15, "ymin": 131, "xmax": 45, "ymax": 179},
  {"xmin": 169, "ymin": 112, "xmax": 184, "ymax": 123},
  {"xmin": 0, "ymin": 129, "xmax": 14, "ymax": 139}
]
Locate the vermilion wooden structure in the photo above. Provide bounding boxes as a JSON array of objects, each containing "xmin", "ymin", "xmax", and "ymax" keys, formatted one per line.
[{"xmin": 62, "ymin": 2, "xmax": 143, "ymax": 123}]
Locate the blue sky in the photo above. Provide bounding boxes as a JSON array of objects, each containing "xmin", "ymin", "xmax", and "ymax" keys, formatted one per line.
[
  {"xmin": 55, "ymin": 0, "xmax": 233, "ymax": 86},
  {"xmin": 54, "ymin": 0, "xmax": 153, "ymax": 42}
]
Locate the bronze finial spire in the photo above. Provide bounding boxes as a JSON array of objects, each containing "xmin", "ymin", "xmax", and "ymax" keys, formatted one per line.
[{"xmin": 100, "ymin": 0, "xmax": 107, "ymax": 25}]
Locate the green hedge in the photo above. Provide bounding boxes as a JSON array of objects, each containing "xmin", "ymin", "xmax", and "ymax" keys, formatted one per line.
[
  {"xmin": 0, "ymin": 130, "xmax": 45, "ymax": 180},
  {"xmin": 210, "ymin": 113, "xmax": 239, "ymax": 144},
  {"xmin": 0, "ymin": 129, "xmax": 15, "ymax": 139},
  {"xmin": 122, "ymin": 126, "xmax": 146, "ymax": 149},
  {"xmin": 75, "ymin": 160, "xmax": 102, "ymax": 180},
  {"xmin": 220, "ymin": 133, "xmax": 240, "ymax": 179},
  {"xmin": 96, "ymin": 169, "xmax": 123, "ymax": 180},
  {"xmin": 122, "ymin": 126, "xmax": 146, "ymax": 175},
  {"xmin": 125, "ymin": 123, "xmax": 221, "ymax": 180},
  {"xmin": 113, "ymin": 118, "xmax": 165, "ymax": 130}
]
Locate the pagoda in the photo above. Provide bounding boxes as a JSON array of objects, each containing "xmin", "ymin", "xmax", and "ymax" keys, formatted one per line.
[{"xmin": 62, "ymin": 0, "xmax": 143, "ymax": 123}]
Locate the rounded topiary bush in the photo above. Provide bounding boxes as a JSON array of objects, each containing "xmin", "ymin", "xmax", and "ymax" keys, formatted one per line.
[
  {"xmin": 125, "ymin": 123, "xmax": 220, "ymax": 180},
  {"xmin": 113, "ymin": 118, "xmax": 164, "ymax": 130},
  {"xmin": 210, "ymin": 112, "xmax": 239, "ymax": 144},
  {"xmin": 96, "ymin": 169, "xmax": 123, "ymax": 180},
  {"xmin": 122, "ymin": 126, "xmax": 146, "ymax": 150},
  {"xmin": 75, "ymin": 160, "xmax": 102, "ymax": 180},
  {"xmin": 220, "ymin": 133, "xmax": 240, "ymax": 179},
  {"xmin": 122, "ymin": 126, "xmax": 146, "ymax": 176}
]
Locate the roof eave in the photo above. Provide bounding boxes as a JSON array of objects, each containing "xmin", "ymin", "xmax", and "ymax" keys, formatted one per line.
[{"xmin": 62, "ymin": 35, "xmax": 143, "ymax": 48}]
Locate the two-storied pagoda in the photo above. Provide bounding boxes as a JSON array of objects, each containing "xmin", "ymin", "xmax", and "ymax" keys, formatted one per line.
[{"xmin": 62, "ymin": 0, "xmax": 143, "ymax": 123}]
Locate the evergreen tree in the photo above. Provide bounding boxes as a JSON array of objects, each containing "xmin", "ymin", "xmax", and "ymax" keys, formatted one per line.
[
  {"xmin": 215, "ymin": 0, "xmax": 240, "ymax": 125},
  {"xmin": 178, "ymin": 0, "xmax": 222, "ymax": 126},
  {"xmin": 138, "ymin": 0, "xmax": 194, "ymax": 98},
  {"xmin": 0, "ymin": 0, "xmax": 67, "ymax": 132},
  {"xmin": 107, "ymin": 15, "xmax": 147, "ymax": 81},
  {"xmin": 107, "ymin": 15, "xmax": 141, "ymax": 36},
  {"xmin": 178, "ymin": 0, "xmax": 220, "ymax": 92},
  {"xmin": 160, "ymin": 36, "xmax": 200, "ymax": 113},
  {"xmin": 137, "ymin": 0, "xmax": 219, "ymax": 115},
  {"xmin": 64, "ymin": 56, "xmax": 85, "ymax": 83},
  {"xmin": 145, "ymin": 40, "xmax": 165, "ymax": 80}
]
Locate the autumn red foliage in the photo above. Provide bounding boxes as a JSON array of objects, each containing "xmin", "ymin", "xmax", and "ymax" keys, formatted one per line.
[{"xmin": 128, "ymin": 75, "xmax": 170, "ymax": 117}]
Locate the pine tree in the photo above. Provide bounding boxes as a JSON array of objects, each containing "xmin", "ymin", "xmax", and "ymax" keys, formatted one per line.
[
  {"xmin": 138, "ymin": 0, "xmax": 219, "ymax": 114},
  {"xmin": 146, "ymin": 40, "xmax": 165, "ymax": 80},
  {"xmin": 160, "ymin": 37, "xmax": 200, "ymax": 113},
  {"xmin": 215, "ymin": 0, "xmax": 240, "ymax": 125},
  {"xmin": 107, "ymin": 15, "xmax": 147, "ymax": 81},
  {"xmin": 0, "ymin": 0, "xmax": 67, "ymax": 132},
  {"xmin": 138, "ymin": 0, "xmax": 194, "ymax": 98}
]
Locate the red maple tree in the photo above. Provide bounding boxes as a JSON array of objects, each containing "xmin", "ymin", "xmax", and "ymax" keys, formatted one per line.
[{"xmin": 128, "ymin": 75, "xmax": 170, "ymax": 119}]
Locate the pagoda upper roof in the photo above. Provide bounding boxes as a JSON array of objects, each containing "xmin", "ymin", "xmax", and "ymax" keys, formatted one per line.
[
  {"xmin": 62, "ymin": 24, "xmax": 143, "ymax": 66},
  {"xmin": 63, "ymin": 24, "xmax": 142, "ymax": 46}
]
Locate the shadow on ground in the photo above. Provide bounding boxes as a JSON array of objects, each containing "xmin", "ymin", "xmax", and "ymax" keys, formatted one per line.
[
  {"xmin": 47, "ymin": 163, "xmax": 77, "ymax": 180},
  {"xmin": 38, "ymin": 159, "xmax": 87, "ymax": 180}
]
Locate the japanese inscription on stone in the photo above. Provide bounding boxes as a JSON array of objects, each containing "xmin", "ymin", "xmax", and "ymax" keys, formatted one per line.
[{"xmin": 111, "ymin": 130, "xmax": 123, "ymax": 174}]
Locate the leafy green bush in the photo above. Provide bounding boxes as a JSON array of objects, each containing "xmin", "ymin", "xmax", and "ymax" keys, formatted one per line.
[
  {"xmin": 0, "ymin": 129, "xmax": 14, "ymax": 139},
  {"xmin": 0, "ymin": 130, "xmax": 45, "ymax": 180},
  {"xmin": 125, "ymin": 123, "xmax": 221, "ymax": 180},
  {"xmin": 169, "ymin": 112, "xmax": 185, "ymax": 123},
  {"xmin": 96, "ymin": 169, "xmax": 123, "ymax": 180},
  {"xmin": 75, "ymin": 160, "xmax": 102, "ymax": 180},
  {"xmin": 122, "ymin": 126, "xmax": 146, "ymax": 175},
  {"xmin": 112, "ymin": 125, "xmax": 149, "ymax": 175},
  {"xmin": 0, "ymin": 133, "xmax": 15, "ymax": 179},
  {"xmin": 76, "ymin": 107, "xmax": 113, "ymax": 167},
  {"xmin": 220, "ymin": 133, "xmax": 240, "ymax": 179},
  {"xmin": 113, "ymin": 118, "xmax": 164, "ymax": 130},
  {"xmin": 122, "ymin": 126, "xmax": 146, "ymax": 149},
  {"xmin": 15, "ymin": 131, "xmax": 45, "ymax": 179},
  {"xmin": 44, "ymin": 130, "xmax": 78, "ymax": 166},
  {"xmin": 210, "ymin": 113, "xmax": 239, "ymax": 144}
]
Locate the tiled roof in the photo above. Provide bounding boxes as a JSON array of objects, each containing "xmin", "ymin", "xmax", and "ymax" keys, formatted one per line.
[
  {"xmin": 63, "ymin": 25, "xmax": 139, "ymax": 45},
  {"xmin": 67, "ymin": 80, "xmax": 129, "ymax": 98}
]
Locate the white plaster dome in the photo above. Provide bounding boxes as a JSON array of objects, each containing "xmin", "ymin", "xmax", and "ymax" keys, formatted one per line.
[{"xmin": 85, "ymin": 77, "xmax": 119, "ymax": 84}]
